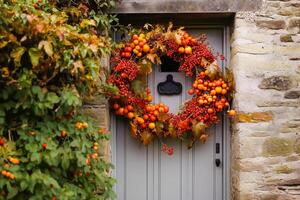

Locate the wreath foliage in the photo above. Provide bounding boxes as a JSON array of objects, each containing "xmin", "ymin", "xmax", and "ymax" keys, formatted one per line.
[{"xmin": 107, "ymin": 24, "xmax": 235, "ymax": 154}]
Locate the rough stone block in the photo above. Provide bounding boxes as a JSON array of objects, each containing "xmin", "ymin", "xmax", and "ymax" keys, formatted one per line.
[
  {"xmin": 81, "ymin": 105, "xmax": 109, "ymax": 128},
  {"xmin": 256, "ymin": 100, "xmax": 300, "ymax": 107},
  {"xmin": 256, "ymin": 19, "xmax": 286, "ymax": 30},
  {"xmin": 84, "ymin": 95, "xmax": 108, "ymax": 105},
  {"xmin": 288, "ymin": 18, "xmax": 300, "ymax": 29},
  {"xmin": 280, "ymin": 34, "xmax": 294, "ymax": 42},
  {"xmin": 263, "ymin": 137, "xmax": 293, "ymax": 156},
  {"xmin": 284, "ymin": 90, "xmax": 300, "ymax": 99},
  {"xmin": 275, "ymin": 165, "xmax": 294, "ymax": 174},
  {"xmin": 238, "ymin": 111, "xmax": 273, "ymax": 123},
  {"xmin": 259, "ymin": 76, "xmax": 293, "ymax": 91},
  {"xmin": 294, "ymin": 139, "xmax": 300, "ymax": 154}
]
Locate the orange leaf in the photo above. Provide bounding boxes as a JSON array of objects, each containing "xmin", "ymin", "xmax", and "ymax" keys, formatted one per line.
[
  {"xmin": 140, "ymin": 131, "xmax": 152, "ymax": 145},
  {"xmin": 129, "ymin": 122, "xmax": 138, "ymax": 138}
]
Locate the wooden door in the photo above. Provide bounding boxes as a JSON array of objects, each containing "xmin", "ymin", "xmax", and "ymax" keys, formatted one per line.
[{"xmin": 112, "ymin": 27, "xmax": 228, "ymax": 200}]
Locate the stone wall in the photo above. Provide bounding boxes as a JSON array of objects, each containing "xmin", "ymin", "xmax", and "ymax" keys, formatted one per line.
[
  {"xmin": 85, "ymin": 0, "xmax": 300, "ymax": 199},
  {"xmin": 231, "ymin": 1, "xmax": 300, "ymax": 199}
]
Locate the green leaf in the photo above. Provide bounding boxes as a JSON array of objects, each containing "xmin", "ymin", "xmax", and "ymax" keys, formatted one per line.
[
  {"xmin": 0, "ymin": 110, "xmax": 5, "ymax": 125},
  {"xmin": 28, "ymin": 48, "xmax": 40, "ymax": 67},
  {"xmin": 61, "ymin": 152, "xmax": 70, "ymax": 170},
  {"xmin": 10, "ymin": 47, "xmax": 26, "ymax": 66},
  {"xmin": 46, "ymin": 92, "xmax": 60, "ymax": 104},
  {"xmin": 30, "ymin": 152, "xmax": 41, "ymax": 164},
  {"xmin": 7, "ymin": 183, "xmax": 18, "ymax": 199}
]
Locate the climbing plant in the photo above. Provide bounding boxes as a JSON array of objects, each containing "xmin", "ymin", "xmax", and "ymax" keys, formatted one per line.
[{"xmin": 0, "ymin": 0, "xmax": 118, "ymax": 199}]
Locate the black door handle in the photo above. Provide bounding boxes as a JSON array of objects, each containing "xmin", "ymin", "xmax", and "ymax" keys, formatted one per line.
[{"xmin": 215, "ymin": 159, "xmax": 221, "ymax": 167}]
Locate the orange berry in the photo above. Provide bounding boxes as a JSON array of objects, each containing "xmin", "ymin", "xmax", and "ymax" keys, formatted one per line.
[
  {"xmin": 143, "ymin": 114, "xmax": 149, "ymax": 120},
  {"xmin": 153, "ymin": 110, "xmax": 159, "ymax": 116},
  {"xmin": 143, "ymin": 44, "xmax": 150, "ymax": 53},
  {"xmin": 222, "ymin": 83, "xmax": 227, "ymax": 88},
  {"xmin": 82, "ymin": 122, "xmax": 88, "ymax": 128},
  {"xmin": 148, "ymin": 123, "xmax": 156, "ymax": 129},
  {"xmin": 207, "ymin": 108, "xmax": 214, "ymax": 114},
  {"xmin": 146, "ymin": 106, "xmax": 152, "ymax": 112},
  {"xmin": 163, "ymin": 106, "xmax": 169, "ymax": 113},
  {"xmin": 75, "ymin": 122, "xmax": 82, "ymax": 129},
  {"xmin": 198, "ymin": 99, "xmax": 204, "ymax": 104},
  {"xmin": 133, "ymin": 39, "xmax": 139, "ymax": 45},
  {"xmin": 132, "ymin": 34, "xmax": 139, "ymax": 40},
  {"xmin": 127, "ymin": 105, "xmax": 133, "ymax": 111},
  {"xmin": 147, "ymin": 95, "xmax": 152, "ymax": 102},
  {"xmin": 210, "ymin": 90, "xmax": 216, "ymax": 95},
  {"xmin": 188, "ymin": 89, "xmax": 194, "ymax": 95},
  {"xmin": 215, "ymin": 80, "xmax": 222, "ymax": 86},
  {"xmin": 158, "ymin": 107, "xmax": 164, "ymax": 113},
  {"xmin": 228, "ymin": 110, "xmax": 236, "ymax": 117},
  {"xmin": 137, "ymin": 117, "xmax": 145, "ymax": 124},
  {"xmin": 127, "ymin": 112, "xmax": 135, "ymax": 119},
  {"xmin": 184, "ymin": 46, "xmax": 192, "ymax": 54},
  {"xmin": 221, "ymin": 89, "xmax": 227, "ymax": 94},
  {"xmin": 178, "ymin": 47, "xmax": 185, "ymax": 54},
  {"xmin": 215, "ymin": 87, "xmax": 222, "ymax": 94},
  {"xmin": 113, "ymin": 103, "xmax": 120, "ymax": 110},
  {"xmin": 150, "ymin": 115, "xmax": 156, "ymax": 122},
  {"xmin": 118, "ymin": 107, "xmax": 124, "ymax": 115}
]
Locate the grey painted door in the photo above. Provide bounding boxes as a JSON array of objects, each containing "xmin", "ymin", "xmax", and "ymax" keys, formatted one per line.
[{"xmin": 112, "ymin": 27, "xmax": 228, "ymax": 200}]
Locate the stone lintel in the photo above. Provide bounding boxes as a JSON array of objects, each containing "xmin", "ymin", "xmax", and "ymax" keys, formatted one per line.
[{"xmin": 115, "ymin": 0, "xmax": 262, "ymax": 13}]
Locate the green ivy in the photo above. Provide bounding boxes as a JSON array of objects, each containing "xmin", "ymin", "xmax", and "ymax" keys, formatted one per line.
[{"xmin": 0, "ymin": 0, "xmax": 118, "ymax": 199}]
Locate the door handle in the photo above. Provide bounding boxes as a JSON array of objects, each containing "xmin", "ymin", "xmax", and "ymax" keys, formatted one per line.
[{"xmin": 215, "ymin": 159, "xmax": 221, "ymax": 167}]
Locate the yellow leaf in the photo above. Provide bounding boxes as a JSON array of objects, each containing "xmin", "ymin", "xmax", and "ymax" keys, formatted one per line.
[
  {"xmin": 80, "ymin": 19, "xmax": 96, "ymax": 28},
  {"xmin": 0, "ymin": 41, "xmax": 8, "ymax": 48}
]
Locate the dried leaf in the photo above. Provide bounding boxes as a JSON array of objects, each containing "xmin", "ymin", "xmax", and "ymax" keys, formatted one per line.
[
  {"xmin": 38, "ymin": 40, "xmax": 53, "ymax": 56},
  {"xmin": 146, "ymin": 53, "xmax": 161, "ymax": 64},
  {"xmin": 138, "ymin": 59, "xmax": 152, "ymax": 75},
  {"xmin": 140, "ymin": 131, "xmax": 152, "ymax": 145},
  {"xmin": 199, "ymin": 134, "xmax": 209, "ymax": 143},
  {"xmin": 205, "ymin": 60, "xmax": 221, "ymax": 79},
  {"xmin": 157, "ymin": 113, "xmax": 170, "ymax": 121},
  {"xmin": 129, "ymin": 122, "xmax": 138, "ymax": 138},
  {"xmin": 192, "ymin": 121, "xmax": 206, "ymax": 139},
  {"xmin": 131, "ymin": 79, "xmax": 146, "ymax": 97}
]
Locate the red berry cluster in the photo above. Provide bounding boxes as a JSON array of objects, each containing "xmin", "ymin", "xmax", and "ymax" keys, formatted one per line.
[{"xmin": 161, "ymin": 144, "xmax": 174, "ymax": 156}]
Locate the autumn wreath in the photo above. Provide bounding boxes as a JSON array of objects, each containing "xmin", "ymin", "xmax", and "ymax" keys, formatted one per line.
[{"xmin": 107, "ymin": 24, "xmax": 235, "ymax": 154}]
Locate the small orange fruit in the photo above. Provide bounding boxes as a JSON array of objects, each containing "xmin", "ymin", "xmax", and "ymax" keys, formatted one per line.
[
  {"xmin": 227, "ymin": 110, "xmax": 236, "ymax": 117},
  {"xmin": 178, "ymin": 47, "xmax": 185, "ymax": 54},
  {"xmin": 127, "ymin": 112, "xmax": 134, "ymax": 119},
  {"xmin": 143, "ymin": 44, "xmax": 150, "ymax": 53},
  {"xmin": 207, "ymin": 108, "xmax": 214, "ymax": 114},
  {"xmin": 137, "ymin": 117, "xmax": 145, "ymax": 124},
  {"xmin": 215, "ymin": 86, "xmax": 222, "ymax": 94},
  {"xmin": 148, "ymin": 123, "xmax": 156, "ymax": 129},
  {"xmin": 184, "ymin": 46, "xmax": 192, "ymax": 54}
]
